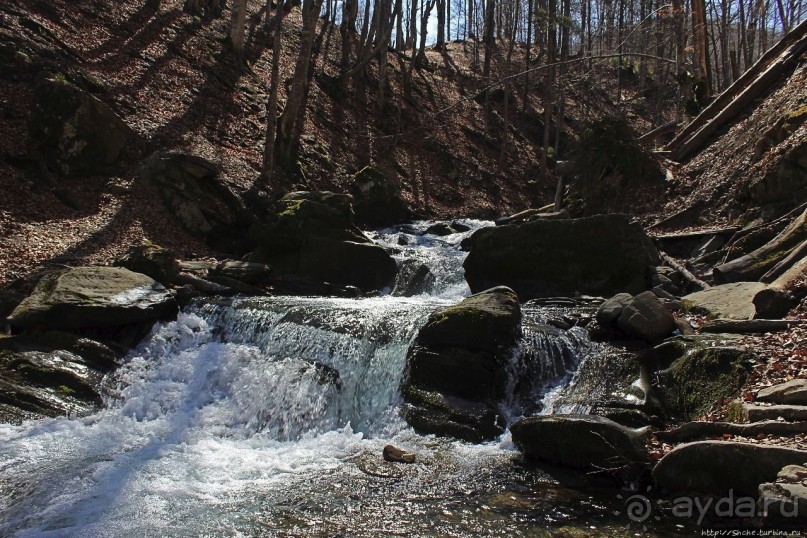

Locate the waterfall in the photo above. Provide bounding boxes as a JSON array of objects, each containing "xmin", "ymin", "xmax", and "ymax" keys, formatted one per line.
[{"xmin": 0, "ymin": 221, "xmax": 609, "ymax": 537}]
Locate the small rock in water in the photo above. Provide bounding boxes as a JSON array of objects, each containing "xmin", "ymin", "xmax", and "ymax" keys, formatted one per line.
[{"xmin": 383, "ymin": 444, "xmax": 416, "ymax": 463}]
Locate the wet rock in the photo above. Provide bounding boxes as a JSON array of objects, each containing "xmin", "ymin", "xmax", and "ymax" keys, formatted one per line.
[
  {"xmin": 402, "ymin": 386, "xmax": 505, "ymax": 442},
  {"xmin": 757, "ymin": 379, "xmax": 807, "ymax": 405},
  {"xmin": 463, "ymin": 215, "xmax": 658, "ymax": 300},
  {"xmin": 425, "ymin": 222, "xmax": 460, "ymax": 236},
  {"xmin": 402, "ymin": 287, "xmax": 521, "ymax": 442},
  {"xmin": 206, "ymin": 275, "xmax": 266, "ymax": 296},
  {"xmin": 114, "ymin": 244, "xmax": 179, "ymax": 286},
  {"xmin": 8, "ymin": 267, "xmax": 178, "ymax": 330},
  {"xmin": 28, "ymin": 78, "xmax": 132, "ymax": 176},
  {"xmin": 383, "ymin": 444, "xmax": 416, "ymax": 463},
  {"xmin": 682, "ymin": 282, "xmax": 767, "ymax": 320},
  {"xmin": 653, "ymin": 441, "xmax": 807, "ymax": 495},
  {"xmin": 0, "ymin": 332, "xmax": 122, "ymax": 423},
  {"xmin": 349, "ymin": 166, "xmax": 408, "ymax": 227},
  {"xmin": 510, "ymin": 414, "xmax": 649, "ymax": 471},
  {"xmin": 392, "ymin": 259, "xmax": 435, "ymax": 296},
  {"xmin": 616, "ymin": 291, "xmax": 675, "ymax": 343},
  {"xmin": 250, "ymin": 191, "xmax": 397, "ymax": 293}
]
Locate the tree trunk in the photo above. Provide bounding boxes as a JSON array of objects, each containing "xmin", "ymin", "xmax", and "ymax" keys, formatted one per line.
[
  {"xmin": 277, "ymin": 0, "xmax": 325, "ymax": 159},
  {"xmin": 262, "ymin": 0, "xmax": 285, "ymax": 180},
  {"xmin": 229, "ymin": 0, "xmax": 248, "ymax": 61},
  {"xmin": 437, "ymin": 0, "xmax": 446, "ymax": 49}
]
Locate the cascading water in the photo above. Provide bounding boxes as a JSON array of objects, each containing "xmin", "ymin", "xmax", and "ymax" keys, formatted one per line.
[{"xmin": 0, "ymin": 221, "xmax": 652, "ymax": 536}]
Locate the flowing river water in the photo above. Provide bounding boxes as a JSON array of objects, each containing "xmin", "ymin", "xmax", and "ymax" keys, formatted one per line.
[{"xmin": 0, "ymin": 222, "xmax": 694, "ymax": 536}]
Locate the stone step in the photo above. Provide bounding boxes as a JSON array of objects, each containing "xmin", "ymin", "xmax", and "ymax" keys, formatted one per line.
[
  {"xmin": 745, "ymin": 403, "xmax": 807, "ymax": 423},
  {"xmin": 757, "ymin": 379, "xmax": 807, "ymax": 406}
]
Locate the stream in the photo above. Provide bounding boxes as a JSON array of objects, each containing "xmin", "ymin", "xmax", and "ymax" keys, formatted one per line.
[{"xmin": 0, "ymin": 222, "xmax": 694, "ymax": 536}]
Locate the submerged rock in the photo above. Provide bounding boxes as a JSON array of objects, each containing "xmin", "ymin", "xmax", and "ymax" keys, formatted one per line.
[
  {"xmin": 8, "ymin": 267, "xmax": 178, "ymax": 330},
  {"xmin": 463, "ymin": 214, "xmax": 658, "ymax": 300},
  {"xmin": 402, "ymin": 287, "xmax": 521, "ymax": 442},
  {"xmin": 392, "ymin": 259, "xmax": 435, "ymax": 296},
  {"xmin": 250, "ymin": 191, "xmax": 397, "ymax": 293},
  {"xmin": 382, "ymin": 444, "xmax": 416, "ymax": 463},
  {"xmin": 510, "ymin": 414, "xmax": 649, "ymax": 471},
  {"xmin": 653, "ymin": 441, "xmax": 807, "ymax": 495}
]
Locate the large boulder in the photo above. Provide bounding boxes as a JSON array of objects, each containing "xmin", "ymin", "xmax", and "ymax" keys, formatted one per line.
[
  {"xmin": 140, "ymin": 151, "xmax": 253, "ymax": 255},
  {"xmin": 349, "ymin": 167, "xmax": 408, "ymax": 227},
  {"xmin": 250, "ymin": 191, "xmax": 397, "ymax": 293},
  {"xmin": 653, "ymin": 441, "xmax": 807, "ymax": 496},
  {"xmin": 402, "ymin": 287, "xmax": 521, "ymax": 442},
  {"xmin": 510, "ymin": 414, "xmax": 649, "ymax": 471},
  {"xmin": 7, "ymin": 267, "xmax": 178, "ymax": 330},
  {"xmin": 28, "ymin": 78, "xmax": 132, "ymax": 176},
  {"xmin": 463, "ymin": 214, "xmax": 658, "ymax": 300}
]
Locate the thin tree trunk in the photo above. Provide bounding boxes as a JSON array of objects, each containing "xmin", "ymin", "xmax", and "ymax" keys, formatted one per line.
[
  {"xmin": 229, "ymin": 0, "xmax": 248, "ymax": 61},
  {"xmin": 262, "ymin": 0, "xmax": 285, "ymax": 180}
]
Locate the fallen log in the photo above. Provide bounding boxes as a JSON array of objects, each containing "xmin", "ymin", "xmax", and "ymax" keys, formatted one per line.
[
  {"xmin": 699, "ymin": 318, "xmax": 804, "ymax": 333},
  {"xmin": 713, "ymin": 207, "xmax": 807, "ymax": 283},
  {"xmin": 657, "ymin": 420, "xmax": 807, "ymax": 443},
  {"xmin": 762, "ymin": 239, "xmax": 807, "ymax": 283},
  {"xmin": 638, "ymin": 121, "xmax": 680, "ymax": 142},
  {"xmin": 667, "ymin": 20, "xmax": 807, "ymax": 160},
  {"xmin": 658, "ymin": 251, "xmax": 710, "ymax": 290}
]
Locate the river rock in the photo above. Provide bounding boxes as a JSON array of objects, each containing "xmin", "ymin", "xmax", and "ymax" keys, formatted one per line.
[
  {"xmin": 28, "ymin": 78, "xmax": 132, "ymax": 176},
  {"xmin": 596, "ymin": 293, "xmax": 633, "ymax": 325},
  {"xmin": 402, "ymin": 287, "xmax": 522, "ymax": 442},
  {"xmin": 653, "ymin": 441, "xmax": 807, "ymax": 495},
  {"xmin": 616, "ymin": 291, "xmax": 675, "ymax": 343},
  {"xmin": 382, "ymin": 444, "xmax": 416, "ymax": 463},
  {"xmin": 0, "ymin": 331, "xmax": 121, "ymax": 423},
  {"xmin": 392, "ymin": 259, "xmax": 435, "ymax": 296},
  {"xmin": 349, "ymin": 166, "xmax": 408, "ymax": 226},
  {"xmin": 114, "ymin": 244, "xmax": 179, "ymax": 286},
  {"xmin": 510, "ymin": 415, "xmax": 649, "ymax": 471},
  {"xmin": 463, "ymin": 214, "xmax": 658, "ymax": 299},
  {"xmin": 250, "ymin": 191, "xmax": 397, "ymax": 293},
  {"xmin": 757, "ymin": 379, "xmax": 807, "ymax": 406},
  {"xmin": 682, "ymin": 282, "xmax": 767, "ymax": 320},
  {"xmin": 7, "ymin": 267, "xmax": 178, "ymax": 330}
]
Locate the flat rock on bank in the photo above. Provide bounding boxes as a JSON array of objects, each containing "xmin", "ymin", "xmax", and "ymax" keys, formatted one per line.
[
  {"xmin": 463, "ymin": 214, "xmax": 658, "ymax": 299},
  {"xmin": 7, "ymin": 266, "xmax": 177, "ymax": 330}
]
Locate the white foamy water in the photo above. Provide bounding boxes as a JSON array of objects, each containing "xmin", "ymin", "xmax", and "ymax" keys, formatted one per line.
[{"xmin": 0, "ymin": 221, "xmax": 603, "ymax": 537}]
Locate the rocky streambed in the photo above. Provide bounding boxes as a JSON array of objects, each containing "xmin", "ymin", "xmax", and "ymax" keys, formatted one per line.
[{"xmin": 1, "ymin": 194, "xmax": 805, "ymax": 535}]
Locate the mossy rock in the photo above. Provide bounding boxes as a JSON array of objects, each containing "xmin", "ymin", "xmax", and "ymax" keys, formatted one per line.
[
  {"xmin": 417, "ymin": 286, "xmax": 521, "ymax": 352},
  {"xmin": 656, "ymin": 344, "xmax": 753, "ymax": 421},
  {"xmin": 249, "ymin": 191, "xmax": 398, "ymax": 292}
]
